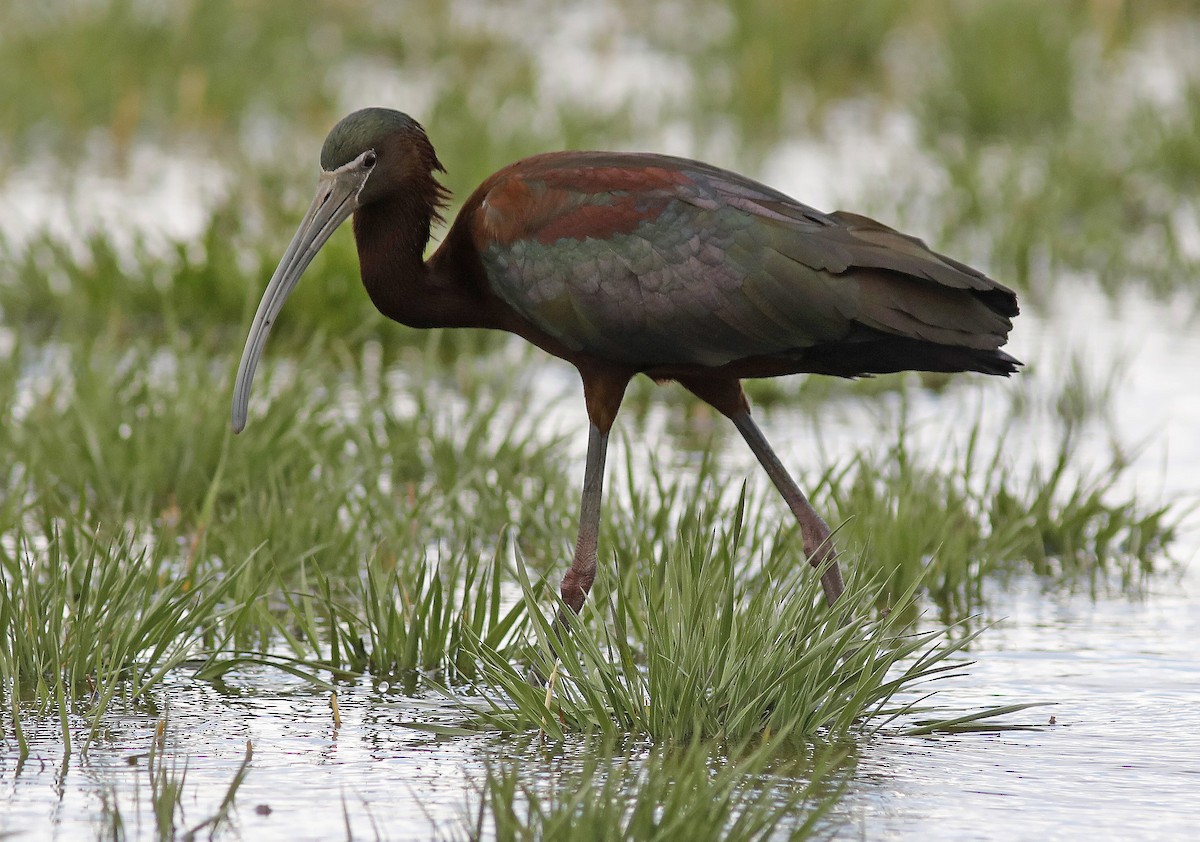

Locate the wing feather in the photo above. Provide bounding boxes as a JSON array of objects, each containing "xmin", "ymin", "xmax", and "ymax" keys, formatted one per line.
[{"xmin": 468, "ymin": 152, "xmax": 1017, "ymax": 371}]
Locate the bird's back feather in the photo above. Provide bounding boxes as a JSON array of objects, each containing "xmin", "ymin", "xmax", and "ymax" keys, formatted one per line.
[{"xmin": 453, "ymin": 151, "xmax": 1019, "ymax": 376}]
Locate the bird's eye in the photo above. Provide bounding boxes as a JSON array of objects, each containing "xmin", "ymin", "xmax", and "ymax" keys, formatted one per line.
[{"xmin": 362, "ymin": 151, "xmax": 377, "ymax": 168}]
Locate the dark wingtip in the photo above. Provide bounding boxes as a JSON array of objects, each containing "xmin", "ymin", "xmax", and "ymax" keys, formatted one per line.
[
  {"xmin": 798, "ymin": 337, "xmax": 1024, "ymax": 378},
  {"xmin": 977, "ymin": 286, "xmax": 1020, "ymax": 319},
  {"xmin": 987, "ymin": 349, "xmax": 1024, "ymax": 376}
]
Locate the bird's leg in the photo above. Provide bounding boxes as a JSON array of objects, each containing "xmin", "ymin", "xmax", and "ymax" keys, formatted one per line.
[
  {"xmin": 553, "ymin": 366, "xmax": 630, "ymax": 627},
  {"xmin": 679, "ymin": 377, "xmax": 844, "ymax": 605},
  {"xmin": 730, "ymin": 410, "xmax": 844, "ymax": 605},
  {"xmin": 558, "ymin": 421, "xmax": 610, "ymax": 620}
]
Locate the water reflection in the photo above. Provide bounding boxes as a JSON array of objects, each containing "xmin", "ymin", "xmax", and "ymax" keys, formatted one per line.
[{"xmin": 846, "ymin": 571, "xmax": 1200, "ymax": 839}]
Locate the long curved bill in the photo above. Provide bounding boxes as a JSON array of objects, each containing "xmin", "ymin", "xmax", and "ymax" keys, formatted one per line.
[{"xmin": 232, "ymin": 168, "xmax": 365, "ymax": 433}]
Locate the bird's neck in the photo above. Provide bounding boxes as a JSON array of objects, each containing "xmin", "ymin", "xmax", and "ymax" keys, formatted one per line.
[{"xmin": 353, "ymin": 197, "xmax": 489, "ymax": 330}]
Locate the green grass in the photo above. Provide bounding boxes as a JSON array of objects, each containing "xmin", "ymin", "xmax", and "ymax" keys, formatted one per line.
[
  {"xmin": 823, "ymin": 418, "xmax": 1179, "ymax": 615},
  {"xmin": 0, "ymin": 519, "xmax": 253, "ymax": 748},
  {"xmin": 0, "ymin": 0, "xmax": 402, "ymax": 156},
  {"xmin": 895, "ymin": 2, "xmax": 1200, "ymax": 298},
  {"xmin": 1, "ymin": 330, "xmax": 1178, "ymax": 724},
  {"xmin": 449, "ymin": 508, "xmax": 1037, "ymax": 744},
  {"xmin": 0, "ymin": 199, "xmax": 508, "ymax": 361},
  {"xmin": 5, "ymin": 0, "xmax": 1200, "ymax": 305},
  {"xmin": 1, "ymin": 336, "xmax": 571, "ymax": 550},
  {"xmin": 604, "ymin": 378, "xmax": 1180, "ymax": 621},
  {"xmin": 223, "ymin": 543, "xmax": 535, "ymax": 691},
  {"xmin": 918, "ymin": 1, "xmax": 1080, "ymax": 141},
  {"xmin": 6, "ymin": 329, "xmax": 1140, "ymax": 774},
  {"xmin": 460, "ymin": 735, "xmax": 844, "ymax": 841},
  {"xmin": 0, "ymin": 335, "xmax": 580, "ymax": 717}
]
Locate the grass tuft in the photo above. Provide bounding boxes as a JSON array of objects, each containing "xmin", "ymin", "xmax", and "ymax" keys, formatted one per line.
[
  {"xmin": 449, "ymin": 509, "xmax": 1019, "ymax": 744},
  {"xmin": 0, "ymin": 519, "xmax": 250, "ymax": 731},
  {"xmin": 826, "ymin": 420, "xmax": 1182, "ymax": 614}
]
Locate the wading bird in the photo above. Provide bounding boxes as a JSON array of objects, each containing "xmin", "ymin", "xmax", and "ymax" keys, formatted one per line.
[{"xmin": 233, "ymin": 108, "xmax": 1019, "ymax": 616}]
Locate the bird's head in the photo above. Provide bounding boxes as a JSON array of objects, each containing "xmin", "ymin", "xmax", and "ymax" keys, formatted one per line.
[
  {"xmin": 231, "ymin": 108, "xmax": 444, "ymax": 433},
  {"xmin": 319, "ymin": 108, "xmax": 445, "ymax": 208}
]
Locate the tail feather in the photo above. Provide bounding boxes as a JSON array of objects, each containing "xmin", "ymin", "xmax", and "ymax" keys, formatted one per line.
[{"xmin": 799, "ymin": 335, "xmax": 1022, "ymax": 378}]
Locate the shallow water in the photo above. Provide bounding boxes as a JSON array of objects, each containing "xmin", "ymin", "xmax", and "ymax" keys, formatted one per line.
[
  {"xmin": 4, "ymin": 187, "xmax": 1200, "ymax": 841},
  {"xmin": 812, "ymin": 288, "xmax": 1200, "ymax": 839},
  {"xmin": 847, "ymin": 570, "xmax": 1200, "ymax": 840},
  {"xmin": 3, "ymin": 555, "xmax": 1197, "ymax": 840},
  {"xmin": 2, "ymin": 284, "xmax": 1197, "ymax": 840},
  {"xmin": 807, "ymin": 285, "xmax": 1200, "ymax": 839}
]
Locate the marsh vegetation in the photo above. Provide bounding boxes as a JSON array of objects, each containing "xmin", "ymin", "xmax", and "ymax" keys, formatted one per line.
[{"xmin": 1, "ymin": 1, "xmax": 1197, "ymax": 838}]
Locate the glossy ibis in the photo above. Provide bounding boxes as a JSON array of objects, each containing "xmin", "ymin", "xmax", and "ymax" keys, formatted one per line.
[{"xmin": 233, "ymin": 108, "xmax": 1019, "ymax": 616}]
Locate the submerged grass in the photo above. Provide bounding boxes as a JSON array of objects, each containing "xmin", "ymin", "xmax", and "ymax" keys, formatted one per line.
[
  {"xmin": 96, "ymin": 715, "xmax": 254, "ymax": 840},
  {"xmin": 461, "ymin": 736, "xmax": 843, "ymax": 842}
]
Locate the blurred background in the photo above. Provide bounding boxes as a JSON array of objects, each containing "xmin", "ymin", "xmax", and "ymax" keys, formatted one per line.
[
  {"xmin": 4, "ymin": 0, "xmax": 1199, "ymax": 303},
  {"xmin": 4, "ymin": 0, "xmax": 1199, "ymax": 540}
]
